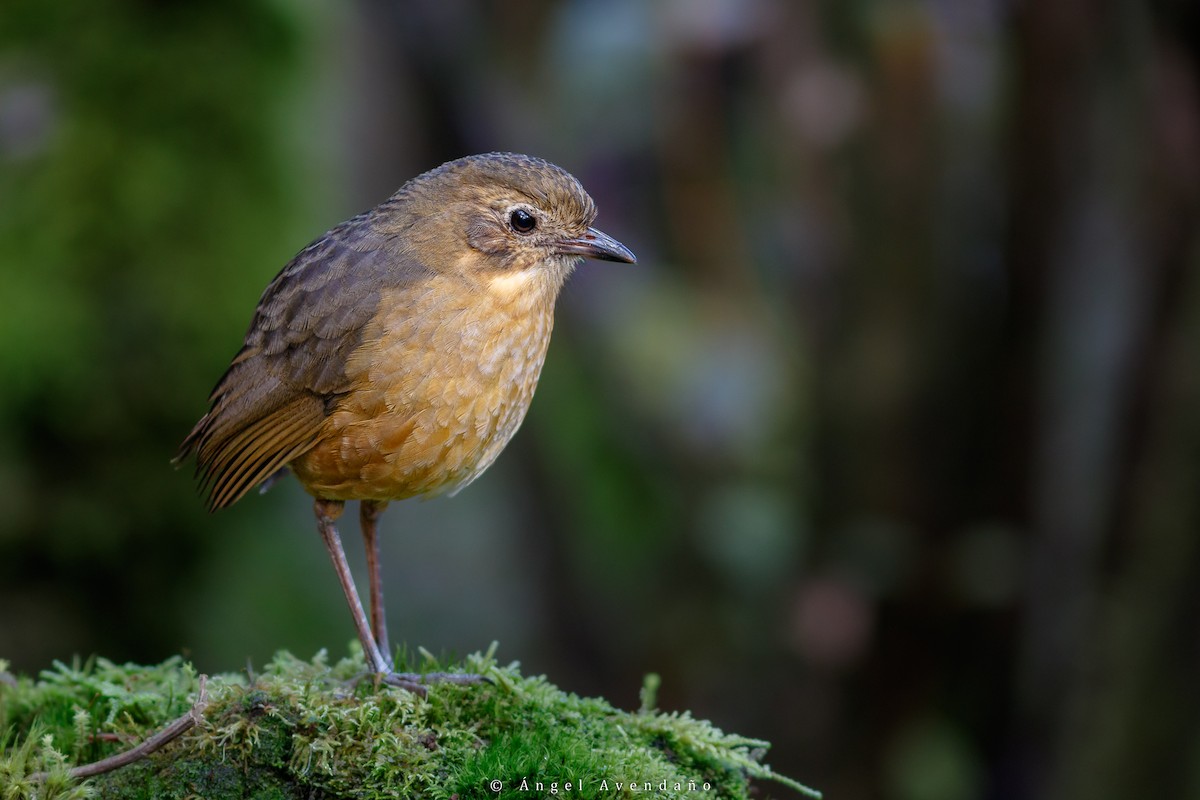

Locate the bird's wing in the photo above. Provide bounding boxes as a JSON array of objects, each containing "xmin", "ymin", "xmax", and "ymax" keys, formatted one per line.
[{"xmin": 178, "ymin": 213, "xmax": 432, "ymax": 511}]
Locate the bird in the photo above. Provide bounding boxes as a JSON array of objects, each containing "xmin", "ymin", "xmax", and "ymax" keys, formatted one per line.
[{"xmin": 177, "ymin": 152, "xmax": 635, "ymax": 685}]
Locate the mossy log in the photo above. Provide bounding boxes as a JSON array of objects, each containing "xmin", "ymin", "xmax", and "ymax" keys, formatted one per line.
[{"xmin": 0, "ymin": 646, "xmax": 817, "ymax": 799}]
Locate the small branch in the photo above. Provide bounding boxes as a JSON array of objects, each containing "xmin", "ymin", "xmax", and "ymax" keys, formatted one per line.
[{"xmin": 31, "ymin": 675, "xmax": 210, "ymax": 782}]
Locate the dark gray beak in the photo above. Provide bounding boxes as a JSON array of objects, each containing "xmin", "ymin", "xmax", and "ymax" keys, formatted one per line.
[{"xmin": 556, "ymin": 226, "xmax": 637, "ymax": 263}]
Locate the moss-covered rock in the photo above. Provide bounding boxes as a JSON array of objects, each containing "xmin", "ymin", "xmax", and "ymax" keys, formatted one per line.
[{"xmin": 0, "ymin": 646, "xmax": 817, "ymax": 799}]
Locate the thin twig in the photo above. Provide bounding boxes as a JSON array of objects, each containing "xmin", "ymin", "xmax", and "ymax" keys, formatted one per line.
[{"xmin": 31, "ymin": 674, "xmax": 210, "ymax": 782}]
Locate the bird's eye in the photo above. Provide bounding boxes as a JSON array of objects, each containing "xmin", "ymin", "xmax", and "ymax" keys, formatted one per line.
[{"xmin": 509, "ymin": 208, "xmax": 537, "ymax": 234}]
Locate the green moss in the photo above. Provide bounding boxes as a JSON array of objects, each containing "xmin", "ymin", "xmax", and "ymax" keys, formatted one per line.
[{"xmin": 0, "ymin": 647, "xmax": 818, "ymax": 800}]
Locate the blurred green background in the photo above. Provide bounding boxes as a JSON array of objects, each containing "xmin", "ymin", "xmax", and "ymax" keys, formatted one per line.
[{"xmin": 2, "ymin": 1, "xmax": 1199, "ymax": 798}]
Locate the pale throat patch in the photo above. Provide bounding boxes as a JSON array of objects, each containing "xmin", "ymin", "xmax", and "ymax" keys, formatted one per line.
[{"xmin": 487, "ymin": 268, "xmax": 540, "ymax": 300}]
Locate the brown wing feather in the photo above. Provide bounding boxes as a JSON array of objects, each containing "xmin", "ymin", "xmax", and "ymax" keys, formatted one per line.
[
  {"xmin": 178, "ymin": 206, "xmax": 434, "ymax": 511},
  {"xmin": 202, "ymin": 396, "xmax": 325, "ymax": 510}
]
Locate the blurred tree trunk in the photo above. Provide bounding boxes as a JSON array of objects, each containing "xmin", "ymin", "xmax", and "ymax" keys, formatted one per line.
[{"xmin": 1009, "ymin": 1, "xmax": 1200, "ymax": 797}]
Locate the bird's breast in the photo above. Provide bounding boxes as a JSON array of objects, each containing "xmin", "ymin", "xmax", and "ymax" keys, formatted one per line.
[{"xmin": 290, "ymin": 275, "xmax": 556, "ymax": 501}]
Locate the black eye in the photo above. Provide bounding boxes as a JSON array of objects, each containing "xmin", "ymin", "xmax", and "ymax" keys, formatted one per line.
[{"xmin": 509, "ymin": 208, "xmax": 537, "ymax": 234}]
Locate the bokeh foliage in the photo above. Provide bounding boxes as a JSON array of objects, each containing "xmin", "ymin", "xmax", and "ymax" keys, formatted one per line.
[{"xmin": 0, "ymin": 0, "xmax": 322, "ymax": 661}]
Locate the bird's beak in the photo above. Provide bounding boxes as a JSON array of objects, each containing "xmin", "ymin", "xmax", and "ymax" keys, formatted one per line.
[{"xmin": 556, "ymin": 227, "xmax": 637, "ymax": 263}]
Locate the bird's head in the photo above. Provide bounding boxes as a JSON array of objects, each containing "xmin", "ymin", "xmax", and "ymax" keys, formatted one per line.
[{"xmin": 394, "ymin": 153, "xmax": 635, "ymax": 308}]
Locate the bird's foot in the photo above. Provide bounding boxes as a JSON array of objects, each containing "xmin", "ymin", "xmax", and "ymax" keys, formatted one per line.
[
  {"xmin": 383, "ymin": 671, "xmax": 490, "ymax": 696},
  {"xmin": 350, "ymin": 670, "xmax": 489, "ymax": 697}
]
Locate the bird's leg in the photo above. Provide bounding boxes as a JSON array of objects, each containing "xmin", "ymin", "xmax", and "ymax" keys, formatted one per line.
[
  {"xmin": 360, "ymin": 499, "xmax": 392, "ymax": 668},
  {"xmin": 316, "ymin": 498, "xmax": 484, "ymax": 692},
  {"xmin": 314, "ymin": 498, "xmax": 390, "ymax": 674}
]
